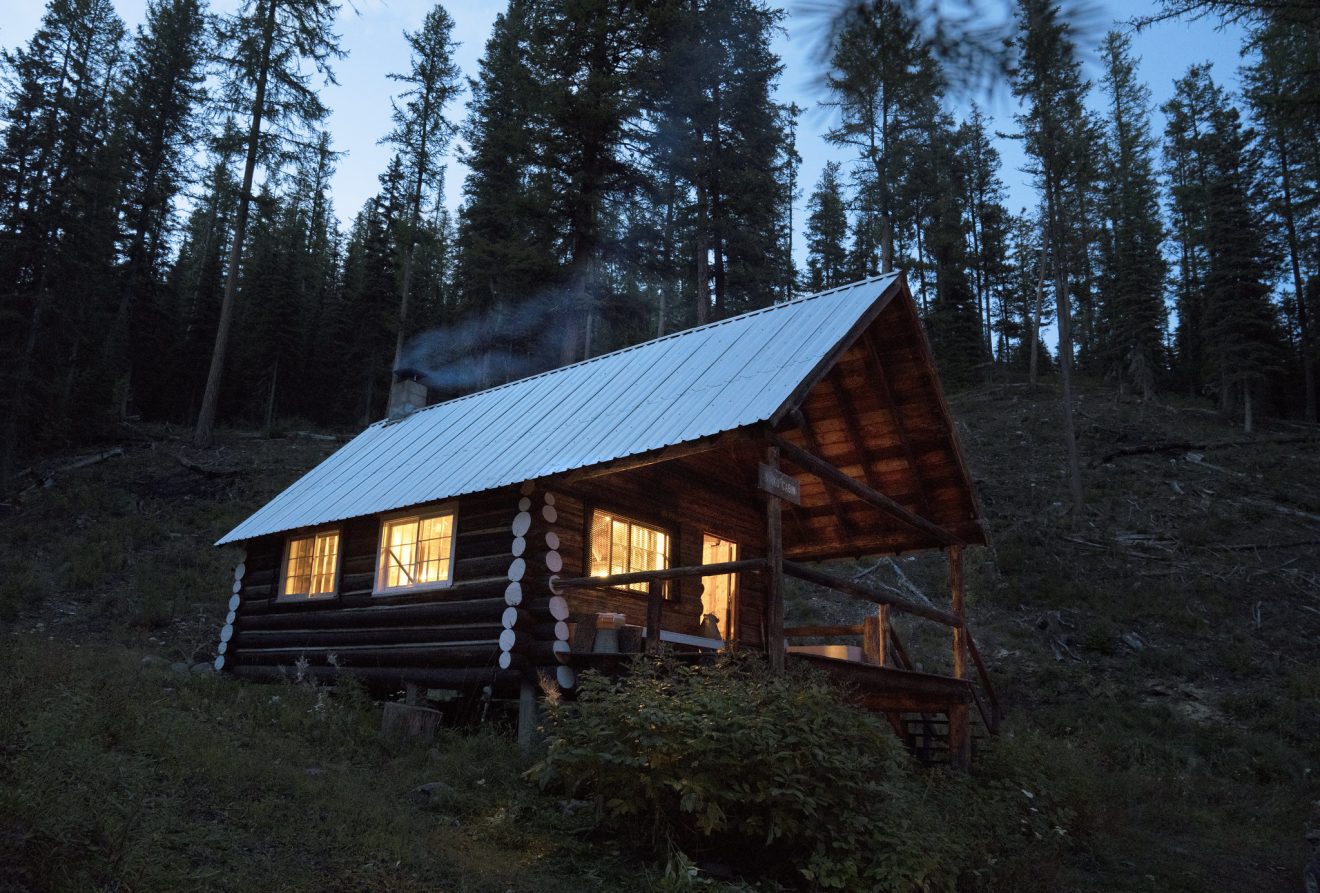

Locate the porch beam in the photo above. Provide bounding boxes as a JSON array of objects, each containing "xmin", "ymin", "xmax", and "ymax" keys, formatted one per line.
[
  {"xmin": 861, "ymin": 329, "xmax": 933, "ymax": 516},
  {"xmin": 554, "ymin": 433, "xmax": 737, "ymax": 486},
  {"xmin": 782, "ymin": 560, "xmax": 964, "ymax": 628},
  {"xmin": 553, "ymin": 558, "xmax": 766, "ymax": 591},
  {"xmin": 788, "ymin": 408, "xmax": 854, "ymax": 537},
  {"xmin": 771, "ymin": 435, "xmax": 958, "ymax": 547}
]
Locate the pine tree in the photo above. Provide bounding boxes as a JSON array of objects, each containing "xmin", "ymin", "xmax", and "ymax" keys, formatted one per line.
[
  {"xmin": 803, "ymin": 162, "xmax": 849, "ymax": 291},
  {"xmin": 1095, "ymin": 31, "xmax": 1167, "ymax": 401},
  {"xmin": 193, "ymin": 0, "xmax": 343, "ymax": 448},
  {"xmin": 1243, "ymin": 16, "xmax": 1319, "ymax": 420},
  {"xmin": 383, "ymin": 4, "xmax": 460, "ymax": 376},
  {"xmin": 922, "ymin": 118, "xmax": 987, "ymax": 387},
  {"xmin": 0, "ymin": 0, "xmax": 126, "ymax": 487},
  {"xmin": 105, "ymin": 0, "xmax": 209, "ymax": 418},
  {"xmin": 1165, "ymin": 65, "xmax": 1283, "ymax": 431},
  {"xmin": 823, "ymin": 0, "xmax": 941, "ymax": 273},
  {"xmin": 453, "ymin": 0, "xmax": 558, "ymax": 367},
  {"xmin": 1013, "ymin": 0, "xmax": 1089, "ymax": 518},
  {"xmin": 958, "ymin": 106, "xmax": 1012, "ymax": 365}
]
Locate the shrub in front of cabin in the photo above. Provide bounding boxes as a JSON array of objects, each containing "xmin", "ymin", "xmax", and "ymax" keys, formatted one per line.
[
  {"xmin": 529, "ymin": 653, "xmax": 1071, "ymax": 890},
  {"xmin": 529, "ymin": 653, "xmax": 939, "ymax": 888}
]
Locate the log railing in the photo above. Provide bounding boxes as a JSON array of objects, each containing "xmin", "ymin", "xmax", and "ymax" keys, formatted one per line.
[
  {"xmin": 555, "ymin": 556, "xmax": 1001, "ymax": 735},
  {"xmin": 553, "ymin": 559, "xmax": 768, "ymax": 653},
  {"xmin": 781, "ymin": 561, "xmax": 1001, "ymax": 736}
]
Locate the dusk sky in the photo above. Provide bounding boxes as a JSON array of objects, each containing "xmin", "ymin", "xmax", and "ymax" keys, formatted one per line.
[{"xmin": 0, "ymin": 0, "xmax": 1245, "ymax": 267}]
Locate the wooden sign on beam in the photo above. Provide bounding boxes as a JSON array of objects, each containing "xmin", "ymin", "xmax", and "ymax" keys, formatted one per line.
[{"xmin": 758, "ymin": 463, "xmax": 802, "ymax": 506}]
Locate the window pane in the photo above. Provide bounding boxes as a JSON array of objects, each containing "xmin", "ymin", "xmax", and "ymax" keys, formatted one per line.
[
  {"xmin": 309, "ymin": 531, "xmax": 339, "ymax": 596},
  {"xmin": 417, "ymin": 513, "xmax": 453, "ymax": 584},
  {"xmin": 590, "ymin": 512, "xmax": 612, "ymax": 577},
  {"xmin": 610, "ymin": 519, "xmax": 629, "ymax": 576},
  {"xmin": 378, "ymin": 511, "xmax": 455, "ymax": 591},
  {"xmin": 381, "ymin": 518, "xmax": 419, "ymax": 589},
  {"xmin": 589, "ymin": 510, "xmax": 669, "ymax": 593},
  {"xmin": 284, "ymin": 536, "xmax": 313, "ymax": 596}
]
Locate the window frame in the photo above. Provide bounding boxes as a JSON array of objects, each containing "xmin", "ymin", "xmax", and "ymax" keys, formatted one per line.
[
  {"xmin": 700, "ymin": 532, "xmax": 740, "ymax": 644},
  {"xmin": 372, "ymin": 503, "xmax": 459, "ymax": 597},
  {"xmin": 585, "ymin": 505, "xmax": 675, "ymax": 597},
  {"xmin": 275, "ymin": 526, "xmax": 343, "ymax": 603}
]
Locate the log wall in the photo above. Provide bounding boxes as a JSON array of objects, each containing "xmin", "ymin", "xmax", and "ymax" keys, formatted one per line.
[{"xmin": 218, "ymin": 486, "xmax": 527, "ymax": 693}]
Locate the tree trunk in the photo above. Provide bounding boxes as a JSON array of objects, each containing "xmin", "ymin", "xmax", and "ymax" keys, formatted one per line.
[
  {"xmin": 1275, "ymin": 129, "xmax": 1316, "ymax": 422},
  {"xmin": 1029, "ymin": 225, "xmax": 1048, "ymax": 391},
  {"xmin": 695, "ymin": 175, "xmax": 710, "ymax": 326},
  {"xmin": 193, "ymin": 0, "xmax": 279, "ymax": 449},
  {"xmin": 1045, "ymin": 175, "xmax": 1084, "ymax": 521}
]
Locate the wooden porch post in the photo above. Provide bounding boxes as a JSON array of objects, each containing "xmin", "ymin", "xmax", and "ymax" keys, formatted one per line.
[
  {"xmin": 517, "ymin": 680, "xmax": 537, "ymax": 752},
  {"xmin": 765, "ymin": 444, "xmax": 785, "ymax": 673},
  {"xmin": 947, "ymin": 545, "xmax": 971, "ymax": 770},
  {"xmin": 862, "ymin": 605, "xmax": 889, "ymax": 667},
  {"xmin": 645, "ymin": 578, "xmax": 663, "ymax": 655}
]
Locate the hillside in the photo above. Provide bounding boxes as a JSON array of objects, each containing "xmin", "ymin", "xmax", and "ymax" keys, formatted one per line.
[{"xmin": 1, "ymin": 382, "xmax": 1317, "ymax": 891}]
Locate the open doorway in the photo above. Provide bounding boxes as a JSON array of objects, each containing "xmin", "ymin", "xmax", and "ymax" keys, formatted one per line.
[{"xmin": 700, "ymin": 533, "xmax": 738, "ymax": 644}]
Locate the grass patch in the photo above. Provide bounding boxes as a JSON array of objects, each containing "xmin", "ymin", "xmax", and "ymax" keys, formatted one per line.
[{"xmin": 0, "ymin": 639, "xmax": 635, "ymax": 892}]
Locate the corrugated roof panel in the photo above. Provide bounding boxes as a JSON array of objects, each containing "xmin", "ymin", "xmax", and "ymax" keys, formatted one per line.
[{"xmin": 216, "ymin": 274, "xmax": 899, "ymax": 545}]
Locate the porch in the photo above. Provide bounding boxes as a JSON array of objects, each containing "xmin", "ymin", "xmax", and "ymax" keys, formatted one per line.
[{"xmin": 552, "ymin": 545, "xmax": 1001, "ymax": 769}]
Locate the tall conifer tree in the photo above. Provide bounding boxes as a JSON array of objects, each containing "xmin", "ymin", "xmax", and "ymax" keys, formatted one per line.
[
  {"xmin": 192, "ymin": 0, "xmax": 343, "ymax": 448},
  {"xmin": 1095, "ymin": 31, "xmax": 1167, "ymax": 400}
]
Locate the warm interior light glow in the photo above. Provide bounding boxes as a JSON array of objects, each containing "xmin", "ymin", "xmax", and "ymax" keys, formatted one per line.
[
  {"xmin": 377, "ymin": 510, "xmax": 455, "ymax": 591},
  {"xmin": 590, "ymin": 510, "xmax": 668, "ymax": 592},
  {"xmin": 700, "ymin": 534, "xmax": 737, "ymax": 641},
  {"xmin": 284, "ymin": 530, "xmax": 339, "ymax": 598}
]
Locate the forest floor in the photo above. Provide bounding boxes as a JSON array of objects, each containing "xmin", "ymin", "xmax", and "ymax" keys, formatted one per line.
[{"xmin": 1, "ymin": 381, "xmax": 1317, "ymax": 891}]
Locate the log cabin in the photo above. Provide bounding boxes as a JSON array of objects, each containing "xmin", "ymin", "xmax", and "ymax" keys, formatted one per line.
[{"xmin": 214, "ymin": 272, "xmax": 999, "ymax": 766}]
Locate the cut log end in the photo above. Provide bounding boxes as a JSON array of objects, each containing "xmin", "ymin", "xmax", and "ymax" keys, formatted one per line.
[
  {"xmin": 556, "ymin": 665, "xmax": 575, "ymax": 689},
  {"xmin": 507, "ymin": 557, "xmax": 526, "ymax": 582}
]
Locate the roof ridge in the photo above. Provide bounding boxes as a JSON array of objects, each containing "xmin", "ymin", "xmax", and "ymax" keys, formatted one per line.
[{"xmin": 379, "ymin": 273, "xmax": 899, "ymax": 427}]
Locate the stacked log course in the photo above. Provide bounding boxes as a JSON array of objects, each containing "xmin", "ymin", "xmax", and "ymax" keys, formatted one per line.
[
  {"xmin": 498, "ymin": 483, "xmax": 574, "ymax": 691},
  {"xmin": 218, "ymin": 486, "xmax": 528, "ymax": 694}
]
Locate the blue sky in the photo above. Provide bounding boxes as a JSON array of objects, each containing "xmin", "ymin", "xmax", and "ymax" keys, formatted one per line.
[{"xmin": 0, "ymin": 0, "xmax": 1245, "ymax": 266}]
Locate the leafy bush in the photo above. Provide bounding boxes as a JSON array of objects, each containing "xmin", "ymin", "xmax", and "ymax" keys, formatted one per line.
[{"xmin": 529, "ymin": 653, "xmax": 1070, "ymax": 890}]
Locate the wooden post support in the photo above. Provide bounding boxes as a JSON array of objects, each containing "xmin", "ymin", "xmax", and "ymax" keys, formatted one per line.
[
  {"xmin": 949, "ymin": 545, "xmax": 967, "ymax": 681},
  {"xmin": 862, "ymin": 606, "xmax": 889, "ymax": 667},
  {"xmin": 645, "ymin": 578, "xmax": 663, "ymax": 655},
  {"xmin": 517, "ymin": 680, "xmax": 537, "ymax": 752},
  {"xmin": 765, "ymin": 444, "xmax": 785, "ymax": 673},
  {"xmin": 948, "ymin": 703, "xmax": 972, "ymax": 771},
  {"xmin": 947, "ymin": 545, "xmax": 971, "ymax": 770}
]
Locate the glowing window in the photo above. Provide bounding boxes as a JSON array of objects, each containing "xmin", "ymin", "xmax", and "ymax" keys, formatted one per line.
[
  {"xmin": 375, "ymin": 508, "xmax": 456, "ymax": 593},
  {"xmin": 281, "ymin": 530, "xmax": 340, "ymax": 599},
  {"xmin": 589, "ymin": 510, "xmax": 669, "ymax": 593}
]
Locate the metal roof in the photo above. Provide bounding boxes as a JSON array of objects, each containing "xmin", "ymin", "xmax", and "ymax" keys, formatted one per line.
[{"xmin": 217, "ymin": 274, "xmax": 901, "ymax": 545}]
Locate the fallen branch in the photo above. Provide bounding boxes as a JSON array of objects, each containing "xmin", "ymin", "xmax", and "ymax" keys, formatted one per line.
[
  {"xmin": 176, "ymin": 455, "xmax": 240, "ymax": 478},
  {"xmin": 56, "ymin": 448, "xmax": 124, "ymax": 472},
  {"xmin": 1094, "ymin": 434, "xmax": 1320, "ymax": 466},
  {"xmin": 1208, "ymin": 539, "xmax": 1320, "ymax": 552},
  {"xmin": 1238, "ymin": 498, "xmax": 1320, "ymax": 525}
]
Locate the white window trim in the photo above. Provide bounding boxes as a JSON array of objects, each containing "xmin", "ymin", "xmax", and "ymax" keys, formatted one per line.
[
  {"xmin": 372, "ymin": 504, "xmax": 459, "ymax": 597},
  {"xmin": 276, "ymin": 527, "xmax": 343, "ymax": 603}
]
